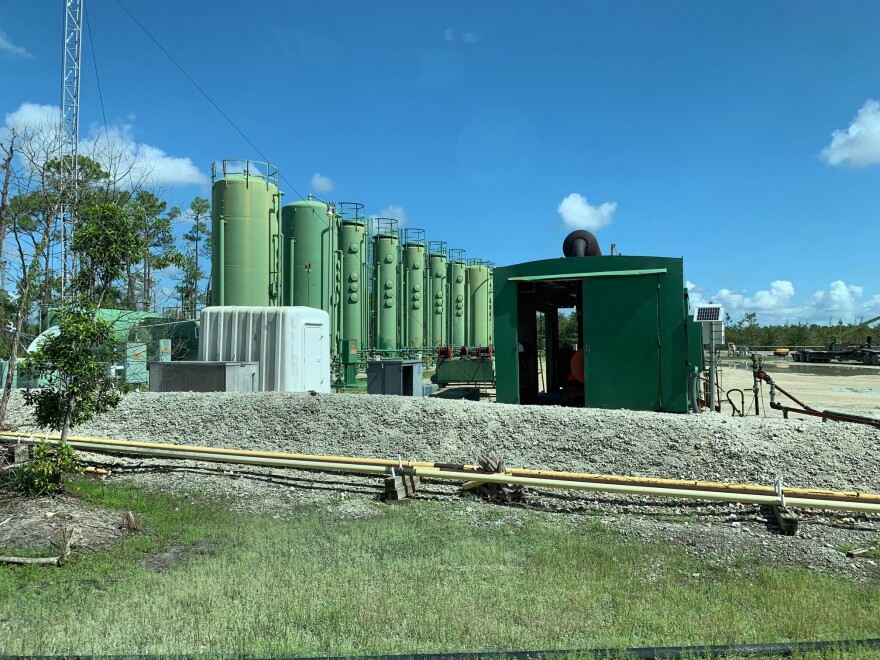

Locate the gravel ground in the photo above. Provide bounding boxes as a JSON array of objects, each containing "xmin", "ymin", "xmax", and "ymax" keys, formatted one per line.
[
  {"xmin": 718, "ymin": 359, "xmax": 880, "ymax": 420},
  {"xmin": 3, "ymin": 391, "xmax": 879, "ymax": 580}
]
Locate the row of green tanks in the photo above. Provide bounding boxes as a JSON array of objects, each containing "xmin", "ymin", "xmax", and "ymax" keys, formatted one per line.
[{"xmin": 209, "ymin": 159, "xmax": 494, "ymax": 368}]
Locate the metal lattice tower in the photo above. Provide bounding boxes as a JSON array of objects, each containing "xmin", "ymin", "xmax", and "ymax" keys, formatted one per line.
[{"xmin": 59, "ymin": 0, "xmax": 83, "ymax": 300}]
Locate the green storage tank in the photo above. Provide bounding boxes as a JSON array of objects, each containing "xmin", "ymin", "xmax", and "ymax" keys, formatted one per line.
[
  {"xmin": 466, "ymin": 260, "xmax": 491, "ymax": 347},
  {"xmin": 487, "ymin": 267, "xmax": 495, "ymax": 346},
  {"xmin": 338, "ymin": 202, "xmax": 367, "ymax": 353},
  {"xmin": 402, "ymin": 229, "xmax": 427, "ymax": 350},
  {"xmin": 447, "ymin": 249, "xmax": 467, "ymax": 347},
  {"xmin": 427, "ymin": 241, "xmax": 447, "ymax": 348},
  {"xmin": 210, "ymin": 160, "xmax": 281, "ymax": 307},
  {"xmin": 373, "ymin": 219, "xmax": 399, "ymax": 352},
  {"xmin": 282, "ymin": 197, "xmax": 335, "ymax": 312}
]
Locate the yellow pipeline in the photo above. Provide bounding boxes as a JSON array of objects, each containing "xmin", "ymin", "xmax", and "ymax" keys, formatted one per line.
[
  {"xmin": 411, "ymin": 468, "xmax": 880, "ymax": 514},
  {"xmin": 5, "ymin": 431, "xmax": 880, "ymax": 505},
  {"xmin": 32, "ymin": 438, "xmax": 880, "ymax": 513},
  {"xmin": 53, "ymin": 440, "xmax": 389, "ymax": 475}
]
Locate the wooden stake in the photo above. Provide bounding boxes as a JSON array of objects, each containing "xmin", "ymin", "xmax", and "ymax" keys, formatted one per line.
[
  {"xmin": 384, "ymin": 476, "xmax": 409, "ymax": 501},
  {"xmin": 13, "ymin": 445, "xmax": 29, "ymax": 464},
  {"xmin": 771, "ymin": 505, "xmax": 799, "ymax": 536},
  {"xmin": 122, "ymin": 511, "xmax": 140, "ymax": 532}
]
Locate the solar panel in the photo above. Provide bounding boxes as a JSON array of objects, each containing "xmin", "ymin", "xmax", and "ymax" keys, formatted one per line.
[{"xmin": 694, "ymin": 305, "xmax": 723, "ymax": 322}]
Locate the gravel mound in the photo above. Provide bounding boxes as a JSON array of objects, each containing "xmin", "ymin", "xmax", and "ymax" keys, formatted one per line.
[{"xmin": 4, "ymin": 391, "xmax": 879, "ymax": 492}]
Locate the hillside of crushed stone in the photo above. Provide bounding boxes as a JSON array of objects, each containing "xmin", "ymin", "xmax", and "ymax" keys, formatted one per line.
[{"xmin": 4, "ymin": 391, "xmax": 878, "ymax": 492}]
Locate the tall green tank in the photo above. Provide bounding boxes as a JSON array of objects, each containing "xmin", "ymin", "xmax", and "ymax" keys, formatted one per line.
[
  {"xmin": 373, "ymin": 219, "xmax": 399, "ymax": 351},
  {"xmin": 447, "ymin": 249, "xmax": 467, "ymax": 347},
  {"xmin": 210, "ymin": 160, "xmax": 281, "ymax": 307},
  {"xmin": 487, "ymin": 266, "xmax": 495, "ymax": 346},
  {"xmin": 402, "ymin": 229, "xmax": 426, "ymax": 350},
  {"xmin": 282, "ymin": 197, "xmax": 335, "ymax": 312},
  {"xmin": 427, "ymin": 242, "xmax": 447, "ymax": 348},
  {"xmin": 467, "ymin": 260, "xmax": 491, "ymax": 347},
  {"xmin": 338, "ymin": 202, "xmax": 366, "ymax": 351}
]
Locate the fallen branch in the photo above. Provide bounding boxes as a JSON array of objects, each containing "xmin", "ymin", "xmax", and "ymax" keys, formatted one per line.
[
  {"xmin": 846, "ymin": 541, "xmax": 880, "ymax": 558},
  {"xmin": 0, "ymin": 529, "xmax": 76, "ymax": 567}
]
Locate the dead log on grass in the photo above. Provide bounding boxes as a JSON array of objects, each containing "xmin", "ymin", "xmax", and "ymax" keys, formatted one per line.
[{"xmin": 0, "ymin": 528, "xmax": 76, "ymax": 567}]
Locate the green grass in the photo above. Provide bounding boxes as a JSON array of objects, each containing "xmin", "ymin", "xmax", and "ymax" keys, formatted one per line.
[{"xmin": 1, "ymin": 480, "xmax": 878, "ymax": 657}]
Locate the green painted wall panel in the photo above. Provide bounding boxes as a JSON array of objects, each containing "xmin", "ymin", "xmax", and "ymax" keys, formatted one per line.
[{"xmin": 582, "ymin": 275, "xmax": 660, "ymax": 410}]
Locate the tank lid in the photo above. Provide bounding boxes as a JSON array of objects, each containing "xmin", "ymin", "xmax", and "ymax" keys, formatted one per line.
[{"xmin": 283, "ymin": 199, "xmax": 329, "ymax": 209}]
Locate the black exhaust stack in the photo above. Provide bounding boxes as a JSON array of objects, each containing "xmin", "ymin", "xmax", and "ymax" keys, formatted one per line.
[{"xmin": 562, "ymin": 230, "xmax": 602, "ymax": 257}]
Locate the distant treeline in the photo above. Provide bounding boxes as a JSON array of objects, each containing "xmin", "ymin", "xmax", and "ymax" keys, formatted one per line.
[
  {"xmin": 723, "ymin": 313, "xmax": 879, "ymax": 348},
  {"xmin": 542, "ymin": 311, "xmax": 879, "ymax": 350}
]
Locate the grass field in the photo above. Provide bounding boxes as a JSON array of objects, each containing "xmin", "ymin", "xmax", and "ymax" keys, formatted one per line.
[{"xmin": 1, "ymin": 480, "xmax": 879, "ymax": 657}]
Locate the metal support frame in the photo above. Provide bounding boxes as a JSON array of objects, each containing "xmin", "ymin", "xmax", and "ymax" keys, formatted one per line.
[{"xmin": 59, "ymin": 0, "xmax": 84, "ymax": 301}]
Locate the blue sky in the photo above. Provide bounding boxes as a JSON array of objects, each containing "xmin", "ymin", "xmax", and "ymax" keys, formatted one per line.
[{"xmin": 2, "ymin": 1, "xmax": 879, "ymax": 324}]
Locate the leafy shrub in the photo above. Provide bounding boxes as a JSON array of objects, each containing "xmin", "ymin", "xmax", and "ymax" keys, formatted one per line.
[{"xmin": 11, "ymin": 440, "xmax": 82, "ymax": 497}]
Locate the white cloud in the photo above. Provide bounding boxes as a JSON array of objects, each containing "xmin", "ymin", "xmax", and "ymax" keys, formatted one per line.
[
  {"xmin": 685, "ymin": 280, "xmax": 707, "ymax": 310},
  {"xmin": 747, "ymin": 280, "xmax": 796, "ymax": 311},
  {"xmin": 4, "ymin": 102, "xmax": 207, "ymax": 187},
  {"xmin": 0, "ymin": 29, "xmax": 32, "ymax": 58},
  {"xmin": 711, "ymin": 281, "xmax": 797, "ymax": 322},
  {"xmin": 557, "ymin": 193, "xmax": 616, "ymax": 231},
  {"xmin": 80, "ymin": 123, "xmax": 208, "ymax": 187},
  {"xmin": 4, "ymin": 102, "xmax": 57, "ymax": 136},
  {"xmin": 378, "ymin": 204, "xmax": 407, "ymax": 226},
  {"xmin": 311, "ymin": 172, "xmax": 335, "ymax": 193},
  {"xmin": 863, "ymin": 294, "xmax": 880, "ymax": 317},
  {"xmin": 820, "ymin": 99, "xmax": 880, "ymax": 167},
  {"xmin": 812, "ymin": 280, "xmax": 863, "ymax": 314},
  {"xmin": 442, "ymin": 28, "xmax": 480, "ymax": 43},
  {"xmin": 686, "ymin": 278, "xmax": 880, "ymax": 324}
]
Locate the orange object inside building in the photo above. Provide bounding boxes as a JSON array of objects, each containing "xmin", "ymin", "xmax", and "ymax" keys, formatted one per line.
[{"xmin": 570, "ymin": 348, "xmax": 584, "ymax": 383}]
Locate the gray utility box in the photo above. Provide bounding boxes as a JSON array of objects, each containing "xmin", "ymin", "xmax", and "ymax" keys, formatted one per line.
[
  {"xmin": 149, "ymin": 361, "xmax": 259, "ymax": 393},
  {"xmin": 367, "ymin": 359, "xmax": 424, "ymax": 397}
]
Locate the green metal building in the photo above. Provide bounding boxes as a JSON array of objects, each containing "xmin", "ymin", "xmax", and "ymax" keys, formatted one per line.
[{"xmin": 493, "ymin": 235, "xmax": 701, "ymax": 412}]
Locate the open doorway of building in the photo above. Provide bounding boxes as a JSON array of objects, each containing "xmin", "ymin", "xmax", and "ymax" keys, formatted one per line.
[{"xmin": 517, "ymin": 279, "xmax": 584, "ymax": 406}]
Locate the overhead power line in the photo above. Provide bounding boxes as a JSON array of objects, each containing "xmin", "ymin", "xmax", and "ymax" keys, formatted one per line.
[
  {"xmin": 83, "ymin": 3, "xmax": 108, "ymax": 138},
  {"xmin": 112, "ymin": 0, "xmax": 309, "ymax": 204}
]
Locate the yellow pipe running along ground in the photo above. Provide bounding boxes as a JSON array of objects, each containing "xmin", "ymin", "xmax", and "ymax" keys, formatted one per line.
[{"xmin": 4, "ymin": 431, "xmax": 880, "ymax": 511}]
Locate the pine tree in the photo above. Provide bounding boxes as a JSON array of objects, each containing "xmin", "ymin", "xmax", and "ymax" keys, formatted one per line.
[{"xmin": 175, "ymin": 197, "xmax": 210, "ymax": 317}]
